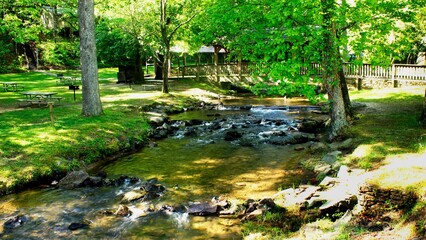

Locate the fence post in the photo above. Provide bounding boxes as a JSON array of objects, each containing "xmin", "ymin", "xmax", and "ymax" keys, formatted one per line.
[
  {"xmin": 182, "ymin": 53, "xmax": 187, "ymax": 78},
  {"xmin": 238, "ymin": 54, "xmax": 242, "ymax": 82},
  {"xmin": 196, "ymin": 53, "xmax": 200, "ymax": 81},
  {"xmin": 357, "ymin": 64, "xmax": 363, "ymax": 90},
  {"xmin": 48, "ymin": 102, "xmax": 54, "ymax": 127},
  {"xmin": 391, "ymin": 64, "xmax": 398, "ymax": 88}
]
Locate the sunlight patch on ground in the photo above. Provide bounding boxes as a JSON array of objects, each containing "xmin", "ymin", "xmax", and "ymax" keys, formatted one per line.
[
  {"xmin": 349, "ymin": 143, "xmax": 384, "ymax": 158},
  {"xmin": 101, "ymin": 92, "xmax": 161, "ymax": 102},
  {"xmin": 179, "ymin": 88, "xmax": 221, "ymax": 101},
  {"xmin": 354, "ymin": 222, "xmax": 417, "ymax": 240},
  {"xmin": 367, "ymin": 151, "xmax": 426, "ymax": 197},
  {"xmin": 351, "ymin": 86, "xmax": 425, "ymax": 100}
]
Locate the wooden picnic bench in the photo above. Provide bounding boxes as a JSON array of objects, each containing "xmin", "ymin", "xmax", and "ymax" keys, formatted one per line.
[
  {"xmin": 2, "ymin": 82, "xmax": 24, "ymax": 92},
  {"xmin": 17, "ymin": 91, "xmax": 63, "ymax": 107},
  {"xmin": 56, "ymin": 75, "xmax": 81, "ymax": 85}
]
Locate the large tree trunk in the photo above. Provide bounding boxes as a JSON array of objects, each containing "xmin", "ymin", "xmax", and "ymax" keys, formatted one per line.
[
  {"xmin": 162, "ymin": 48, "xmax": 170, "ymax": 93},
  {"xmin": 339, "ymin": 68, "xmax": 353, "ymax": 118},
  {"xmin": 160, "ymin": 0, "xmax": 169, "ymax": 93},
  {"xmin": 322, "ymin": 0, "xmax": 348, "ymax": 140},
  {"xmin": 421, "ymin": 89, "xmax": 426, "ymax": 126},
  {"xmin": 23, "ymin": 42, "xmax": 38, "ymax": 70},
  {"xmin": 78, "ymin": 0, "xmax": 103, "ymax": 116},
  {"xmin": 154, "ymin": 53, "xmax": 164, "ymax": 80},
  {"xmin": 134, "ymin": 47, "xmax": 145, "ymax": 84}
]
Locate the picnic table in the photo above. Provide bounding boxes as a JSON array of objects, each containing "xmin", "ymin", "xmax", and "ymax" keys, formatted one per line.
[
  {"xmin": 18, "ymin": 91, "xmax": 62, "ymax": 107},
  {"xmin": 2, "ymin": 82, "xmax": 24, "ymax": 92},
  {"xmin": 56, "ymin": 75, "xmax": 81, "ymax": 85}
]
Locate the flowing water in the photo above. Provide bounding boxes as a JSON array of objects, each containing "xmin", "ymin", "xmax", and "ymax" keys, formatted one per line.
[{"xmin": 0, "ymin": 97, "xmax": 324, "ymax": 239}]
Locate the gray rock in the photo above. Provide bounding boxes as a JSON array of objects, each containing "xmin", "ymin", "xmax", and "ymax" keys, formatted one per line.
[
  {"xmin": 329, "ymin": 138, "xmax": 354, "ymax": 151},
  {"xmin": 187, "ymin": 202, "xmax": 218, "ymax": 216},
  {"xmin": 314, "ymin": 163, "xmax": 332, "ymax": 175},
  {"xmin": 243, "ymin": 208, "xmax": 265, "ymax": 221},
  {"xmin": 319, "ymin": 176, "xmax": 339, "ymax": 187},
  {"xmin": 121, "ymin": 190, "xmax": 146, "ymax": 203},
  {"xmin": 321, "ymin": 151, "xmax": 342, "ymax": 164},
  {"xmin": 115, "ymin": 205, "xmax": 132, "ymax": 217},
  {"xmin": 310, "ymin": 142, "xmax": 328, "ymax": 152},
  {"xmin": 297, "ymin": 120, "xmax": 325, "ymax": 133},
  {"xmin": 337, "ymin": 165, "xmax": 350, "ymax": 179},
  {"xmin": 224, "ymin": 130, "xmax": 243, "ymax": 141},
  {"xmin": 3, "ymin": 215, "xmax": 27, "ymax": 230},
  {"xmin": 58, "ymin": 171, "xmax": 90, "ymax": 189}
]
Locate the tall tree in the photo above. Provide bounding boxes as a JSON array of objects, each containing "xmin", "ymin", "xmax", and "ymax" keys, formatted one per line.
[
  {"xmin": 78, "ymin": 0, "xmax": 103, "ymax": 116},
  {"xmin": 195, "ymin": 0, "xmax": 424, "ymax": 139},
  {"xmin": 156, "ymin": 0, "xmax": 201, "ymax": 93},
  {"xmin": 321, "ymin": 0, "xmax": 348, "ymax": 139}
]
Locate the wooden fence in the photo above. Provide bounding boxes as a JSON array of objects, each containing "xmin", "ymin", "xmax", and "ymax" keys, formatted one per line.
[{"xmin": 174, "ymin": 63, "xmax": 426, "ymax": 83}]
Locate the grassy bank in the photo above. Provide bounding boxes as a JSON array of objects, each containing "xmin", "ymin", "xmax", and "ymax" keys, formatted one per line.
[
  {"xmin": 239, "ymin": 87, "xmax": 426, "ymax": 239},
  {"xmin": 0, "ymin": 69, "xmax": 220, "ymax": 194}
]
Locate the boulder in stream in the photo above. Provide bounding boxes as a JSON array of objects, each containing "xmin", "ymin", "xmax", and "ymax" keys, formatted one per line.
[
  {"xmin": 58, "ymin": 171, "xmax": 90, "ymax": 189},
  {"xmin": 224, "ymin": 130, "xmax": 243, "ymax": 141},
  {"xmin": 121, "ymin": 190, "xmax": 147, "ymax": 203},
  {"xmin": 187, "ymin": 202, "xmax": 218, "ymax": 216},
  {"xmin": 3, "ymin": 215, "xmax": 28, "ymax": 230},
  {"xmin": 68, "ymin": 222, "xmax": 89, "ymax": 231},
  {"xmin": 115, "ymin": 205, "xmax": 132, "ymax": 217}
]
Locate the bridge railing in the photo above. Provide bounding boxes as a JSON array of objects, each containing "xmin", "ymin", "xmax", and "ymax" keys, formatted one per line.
[{"xmin": 174, "ymin": 63, "xmax": 426, "ymax": 82}]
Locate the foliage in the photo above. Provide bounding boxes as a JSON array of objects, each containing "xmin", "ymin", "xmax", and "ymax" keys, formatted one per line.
[
  {"xmin": 0, "ymin": 37, "xmax": 21, "ymax": 73},
  {"xmin": 96, "ymin": 20, "xmax": 139, "ymax": 67},
  {"xmin": 194, "ymin": 0, "xmax": 425, "ymax": 96},
  {"xmin": 39, "ymin": 40, "xmax": 80, "ymax": 67}
]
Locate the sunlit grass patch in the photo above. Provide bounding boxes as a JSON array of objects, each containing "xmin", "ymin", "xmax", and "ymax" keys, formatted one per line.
[{"xmin": 366, "ymin": 151, "xmax": 426, "ymax": 197}]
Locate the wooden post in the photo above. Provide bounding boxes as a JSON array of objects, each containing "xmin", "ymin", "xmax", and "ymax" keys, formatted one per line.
[
  {"xmin": 214, "ymin": 45, "xmax": 220, "ymax": 83},
  {"xmin": 48, "ymin": 102, "xmax": 54, "ymax": 127},
  {"xmin": 196, "ymin": 53, "xmax": 200, "ymax": 81},
  {"xmin": 357, "ymin": 64, "xmax": 362, "ymax": 90},
  {"xmin": 238, "ymin": 53, "xmax": 242, "ymax": 82},
  {"xmin": 182, "ymin": 53, "xmax": 187, "ymax": 78},
  {"xmin": 391, "ymin": 64, "xmax": 398, "ymax": 88},
  {"xmin": 176, "ymin": 54, "xmax": 180, "ymax": 79}
]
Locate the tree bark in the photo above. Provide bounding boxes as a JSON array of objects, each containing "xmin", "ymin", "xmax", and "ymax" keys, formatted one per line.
[
  {"xmin": 154, "ymin": 53, "xmax": 164, "ymax": 80},
  {"xmin": 339, "ymin": 68, "xmax": 353, "ymax": 118},
  {"xmin": 160, "ymin": 0, "xmax": 170, "ymax": 93},
  {"xmin": 421, "ymin": 89, "xmax": 426, "ymax": 126},
  {"xmin": 134, "ymin": 46, "xmax": 145, "ymax": 84},
  {"xmin": 78, "ymin": 0, "xmax": 103, "ymax": 116},
  {"xmin": 162, "ymin": 49, "xmax": 170, "ymax": 93},
  {"xmin": 322, "ymin": 0, "xmax": 348, "ymax": 140}
]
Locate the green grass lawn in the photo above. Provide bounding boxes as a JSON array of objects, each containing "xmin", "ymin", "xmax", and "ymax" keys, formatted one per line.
[{"xmin": 0, "ymin": 68, "xmax": 212, "ymax": 194}]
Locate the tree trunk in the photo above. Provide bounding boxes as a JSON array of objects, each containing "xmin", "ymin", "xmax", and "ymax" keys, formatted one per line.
[
  {"xmin": 134, "ymin": 47, "xmax": 144, "ymax": 84},
  {"xmin": 421, "ymin": 89, "xmax": 426, "ymax": 126},
  {"xmin": 154, "ymin": 53, "xmax": 163, "ymax": 80},
  {"xmin": 322, "ymin": 0, "xmax": 348, "ymax": 140},
  {"xmin": 24, "ymin": 42, "xmax": 37, "ymax": 70},
  {"xmin": 339, "ymin": 68, "xmax": 353, "ymax": 118},
  {"xmin": 78, "ymin": 0, "xmax": 103, "ymax": 116},
  {"xmin": 162, "ymin": 48, "xmax": 170, "ymax": 93},
  {"xmin": 160, "ymin": 0, "xmax": 169, "ymax": 93}
]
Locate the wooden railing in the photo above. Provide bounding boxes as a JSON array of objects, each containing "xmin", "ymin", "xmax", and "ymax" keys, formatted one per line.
[
  {"xmin": 174, "ymin": 63, "xmax": 426, "ymax": 82},
  {"xmin": 343, "ymin": 63, "xmax": 426, "ymax": 81}
]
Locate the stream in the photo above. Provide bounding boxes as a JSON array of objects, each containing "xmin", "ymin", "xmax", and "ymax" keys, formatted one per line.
[{"xmin": 0, "ymin": 97, "xmax": 327, "ymax": 239}]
